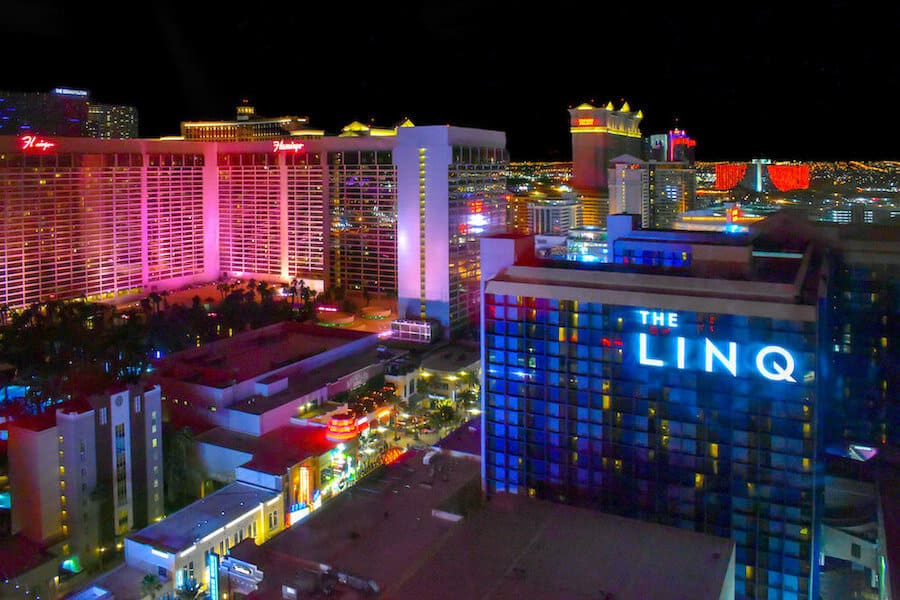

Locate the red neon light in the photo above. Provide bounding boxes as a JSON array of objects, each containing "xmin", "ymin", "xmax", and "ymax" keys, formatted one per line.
[
  {"xmin": 468, "ymin": 200, "xmax": 483, "ymax": 214},
  {"xmin": 19, "ymin": 135, "xmax": 57, "ymax": 154},
  {"xmin": 458, "ymin": 223, "xmax": 468, "ymax": 235},
  {"xmin": 715, "ymin": 164, "xmax": 748, "ymax": 190},
  {"xmin": 767, "ymin": 165, "xmax": 810, "ymax": 191},
  {"xmin": 272, "ymin": 140, "xmax": 305, "ymax": 153}
]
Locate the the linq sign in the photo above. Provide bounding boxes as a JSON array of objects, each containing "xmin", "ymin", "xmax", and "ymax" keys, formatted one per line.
[{"xmin": 635, "ymin": 310, "xmax": 799, "ymax": 383}]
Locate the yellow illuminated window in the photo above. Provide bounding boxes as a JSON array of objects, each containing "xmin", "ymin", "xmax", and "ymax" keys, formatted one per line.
[
  {"xmin": 59, "ymin": 466, "xmax": 65, "ymax": 475},
  {"xmin": 603, "ymin": 395, "xmax": 611, "ymax": 410},
  {"xmin": 709, "ymin": 443, "xmax": 719, "ymax": 458},
  {"xmin": 802, "ymin": 458, "xmax": 811, "ymax": 472},
  {"xmin": 745, "ymin": 566, "xmax": 754, "ymax": 580},
  {"xmin": 695, "ymin": 473, "xmax": 704, "ymax": 488}
]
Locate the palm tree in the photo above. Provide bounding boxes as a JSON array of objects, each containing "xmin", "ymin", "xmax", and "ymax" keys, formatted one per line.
[
  {"xmin": 175, "ymin": 579, "xmax": 207, "ymax": 600},
  {"xmin": 140, "ymin": 573, "xmax": 163, "ymax": 600},
  {"xmin": 0, "ymin": 303, "xmax": 9, "ymax": 326},
  {"xmin": 216, "ymin": 281, "xmax": 232, "ymax": 301},
  {"xmin": 148, "ymin": 292, "xmax": 162, "ymax": 314}
]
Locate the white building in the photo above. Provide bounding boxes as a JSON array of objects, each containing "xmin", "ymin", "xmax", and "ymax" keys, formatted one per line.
[{"xmin": 395, "ymin": 126, "xmax": 508, "ymax": 339}]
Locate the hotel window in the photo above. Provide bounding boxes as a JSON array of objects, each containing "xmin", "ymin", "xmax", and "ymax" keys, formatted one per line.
[{"xmin": 100, "ymin": 408, "xmax": 107, "ymax": 425}]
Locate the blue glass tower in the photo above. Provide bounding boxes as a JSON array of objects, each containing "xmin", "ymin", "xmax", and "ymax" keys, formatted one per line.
[{"xmin": 480, "ymin": 223, "xmax": 829, "ymax": 600}]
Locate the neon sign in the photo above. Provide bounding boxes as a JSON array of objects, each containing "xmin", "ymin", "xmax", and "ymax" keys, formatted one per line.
[
  {"xmin": 207, "ymin": 552, "xmax": 220, "ymax": 600},
  {"xmin": 577, "ymin": 118, "xmax": 596, "ymax": 126},
  {"xmin": 19, "ymin": 135, "xmax": 57, "ymax": 153},
  {"xmin": 272, "ymin": 140, "xmax": 305, "ymax": 153},
  {"xmin": 635, "ymin": 311, "xmax": 798, "ymax": 383}
]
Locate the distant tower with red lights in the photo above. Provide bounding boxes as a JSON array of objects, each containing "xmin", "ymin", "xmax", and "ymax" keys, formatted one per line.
[
  {"xmin": 714, "ymin": 159, "xmax": 809, "ymax": 193},
  {"xmin": 569, "ymin": 101, "xmax": 643, "ymax": 227}
]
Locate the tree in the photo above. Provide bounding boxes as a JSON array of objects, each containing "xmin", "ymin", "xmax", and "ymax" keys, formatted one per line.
[
  {"xmin": 148, "ymin": 292, "xmax": 162, "ymax": 314},
  {"xmin": 140, "ymin": 574, "xmax": 163, "ymax": 600},
  {"xmin": 175, "ymin": 579, "xmax": 207, "ymax": 600},
  {"xmin": 164, "ymin": 426, "xmax": 204, "ymax": 511}
]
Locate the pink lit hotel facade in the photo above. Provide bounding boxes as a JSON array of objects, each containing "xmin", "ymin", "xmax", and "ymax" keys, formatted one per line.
[{"xmin": 0, "ymin": 128, "xmax": 507, "ymax": 336}]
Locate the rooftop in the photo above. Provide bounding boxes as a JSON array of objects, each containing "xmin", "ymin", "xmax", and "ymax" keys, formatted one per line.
[
  {"xmin": 434, "ymin": 418, "xmax": 481, "ymax": 458},
  {"xmin": 235, "ymin": 450, "xmax": 733, "ymax": 599},
  {"xmin": 196, "ymin": 424, "xmax": 340, "ymax": 475},
  {"xmin": 228, "ymin": 345, "xmax": 382, "ymax": 416},
  {"xmin": 0, "ymin": 533, "xmax": 53, "ymax": 579},
  {"xmin": 420, "ymin": 342, "xmax": 480, "ymax": 374},
  {"xmin": 152, "ymin": 321, "xmax": 373, "ymax": 388},
  {"xmin": 127, "ymin": 481, "xmax": 278, "ymax": 554}
]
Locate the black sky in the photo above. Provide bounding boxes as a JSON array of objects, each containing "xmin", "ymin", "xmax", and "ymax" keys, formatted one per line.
[{"xmin": 3, "ymin": 1, "xmax": 898, "ymax": 161}]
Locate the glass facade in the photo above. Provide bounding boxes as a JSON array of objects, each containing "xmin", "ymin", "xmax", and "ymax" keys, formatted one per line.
[
  {"xmin": 484, "ymin": 293, "xmax": 821, "ymax": 600},
  {"xmin": 328, "ymin": 150, "xmax": 397, "ymax": 293},
  {"xmin": 447, "ymin": 145, "xmax": 508, "ymax": 337},
  {"xmin": 827, "ymin": 258, "xmax": 898, "ymax": 448}
]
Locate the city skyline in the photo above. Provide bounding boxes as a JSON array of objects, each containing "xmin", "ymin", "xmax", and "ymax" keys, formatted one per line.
[{"xmin": 3, "ymin": 1, "xmax": 898, "ymax": 162}]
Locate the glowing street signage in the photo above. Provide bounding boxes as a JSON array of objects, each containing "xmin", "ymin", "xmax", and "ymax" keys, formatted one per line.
[
  {"xmin": 19, "ymin": 135, "xmax": 57, "ymax": 153},
  {"xmin": 272, "ymin": 140, "xmax": 305, "ymax": 153},
  {"xmin": 636, "ymin": 310, "xmax": 798, "ymax": 383},
  {"xmin": 207, "ymin": 552, "xmax": 220, "ymax": 600},
  {"xmin": 577, "ymin": 118, "xmax": 596, "ymax": 126},
  {"xmin": 53, "ymin": 88, "xmax": 88, "ymax": 97}
]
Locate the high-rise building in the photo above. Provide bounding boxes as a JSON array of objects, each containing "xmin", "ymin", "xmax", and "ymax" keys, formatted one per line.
[
  {"xmin": 180, "ymin": 100, "xmax": 324, "ymax": 141},
  {"xmin": 395, "ymin": 126, "xmax": 508, "ymax": 339},
  {"xmin": 8, "ymin": 384, "xmax": 164, "ymax": 574},
  {"xmin": 649, "ymin": 129, "xmax": 697, "ymax": 164},
  {"xmin": 569, "ymin": 101, "xmax": 643, "ymax": 229},
  {"xmin": 569, "ymin": 102, "xmax": 643, "ymax": 192},
  {"xmin": 527, "ymin": 197, "xmax": 581, "ymax": 235},
  {"xmin": 609, "ymin": 155, "xmax": 697, "ymax": 229},
  {"xmin": 0, "ymin": 123, "xmax": 508, "ymax": 341},
  {"xmin": 0, "ymin": 88, "xmax": 138, "ymax": 138},
  {"xmin": 480, "ymin": 213, "xmax": 899, "ymax": 600}
]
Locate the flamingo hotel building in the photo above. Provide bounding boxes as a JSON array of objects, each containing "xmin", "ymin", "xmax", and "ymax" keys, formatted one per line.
[{"xmin": 0, "ymin": 123, "xmax": 507, "ymax": 337}]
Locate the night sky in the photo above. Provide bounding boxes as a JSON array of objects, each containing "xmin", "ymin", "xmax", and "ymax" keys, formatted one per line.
[{"xmin": 3, "ymin": 1, "xmax": 898, "ymax": 161}]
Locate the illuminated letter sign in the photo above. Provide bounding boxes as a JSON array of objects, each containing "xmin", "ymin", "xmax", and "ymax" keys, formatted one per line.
[
  {"xmin": 755, "ymin": 346, "xmax": 797, "ymax": 382},
  {"xmin": 634, "ymin": 310, "xmax": 798, "ymax": 383},
  {"xmin": 577, "ymin": 118, "xmax": 596, "ymax": 126},
  {"xmin": 19, "ymin": 135, "xmax": 57, "ymax": 154},
  {"xmin": 272, "ymin": 140, "xmax": 305, "ymax": 153}
]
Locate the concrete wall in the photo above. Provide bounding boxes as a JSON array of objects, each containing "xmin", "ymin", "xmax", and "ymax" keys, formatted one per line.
[
  {"xmin": 197, "ymin": 443, "xmax": 252, "ymax": 483},
  {"xmin": 9, "ymin": 424, "xmax": 61, "ymax": 544}
]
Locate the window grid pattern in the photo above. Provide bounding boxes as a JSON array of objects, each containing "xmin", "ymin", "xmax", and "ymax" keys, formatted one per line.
[
  {"xmin": 447, "ymin": 146, "xmax": 508, "ymax": 336},
  {"xmin": 146, "ymin": 154, "xmax": 205, "ymax": 281},
  {"xmin": 483, "ymin": 294, "xmax": 819, "ymax": 600},
  {"xmin": 287, "ymin": 153, "xmax": 325, "ymax": 278},
  {"xmin": 327, "ymin": 151, "xmax": 396, "ymax": 293},
  {"xmin": 0, "ymin": 153, "xmax": 143, "ymax": 308},
  {"xmin": 218, "ymin": 154, "xmax": 281, "ymax": 277}
]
